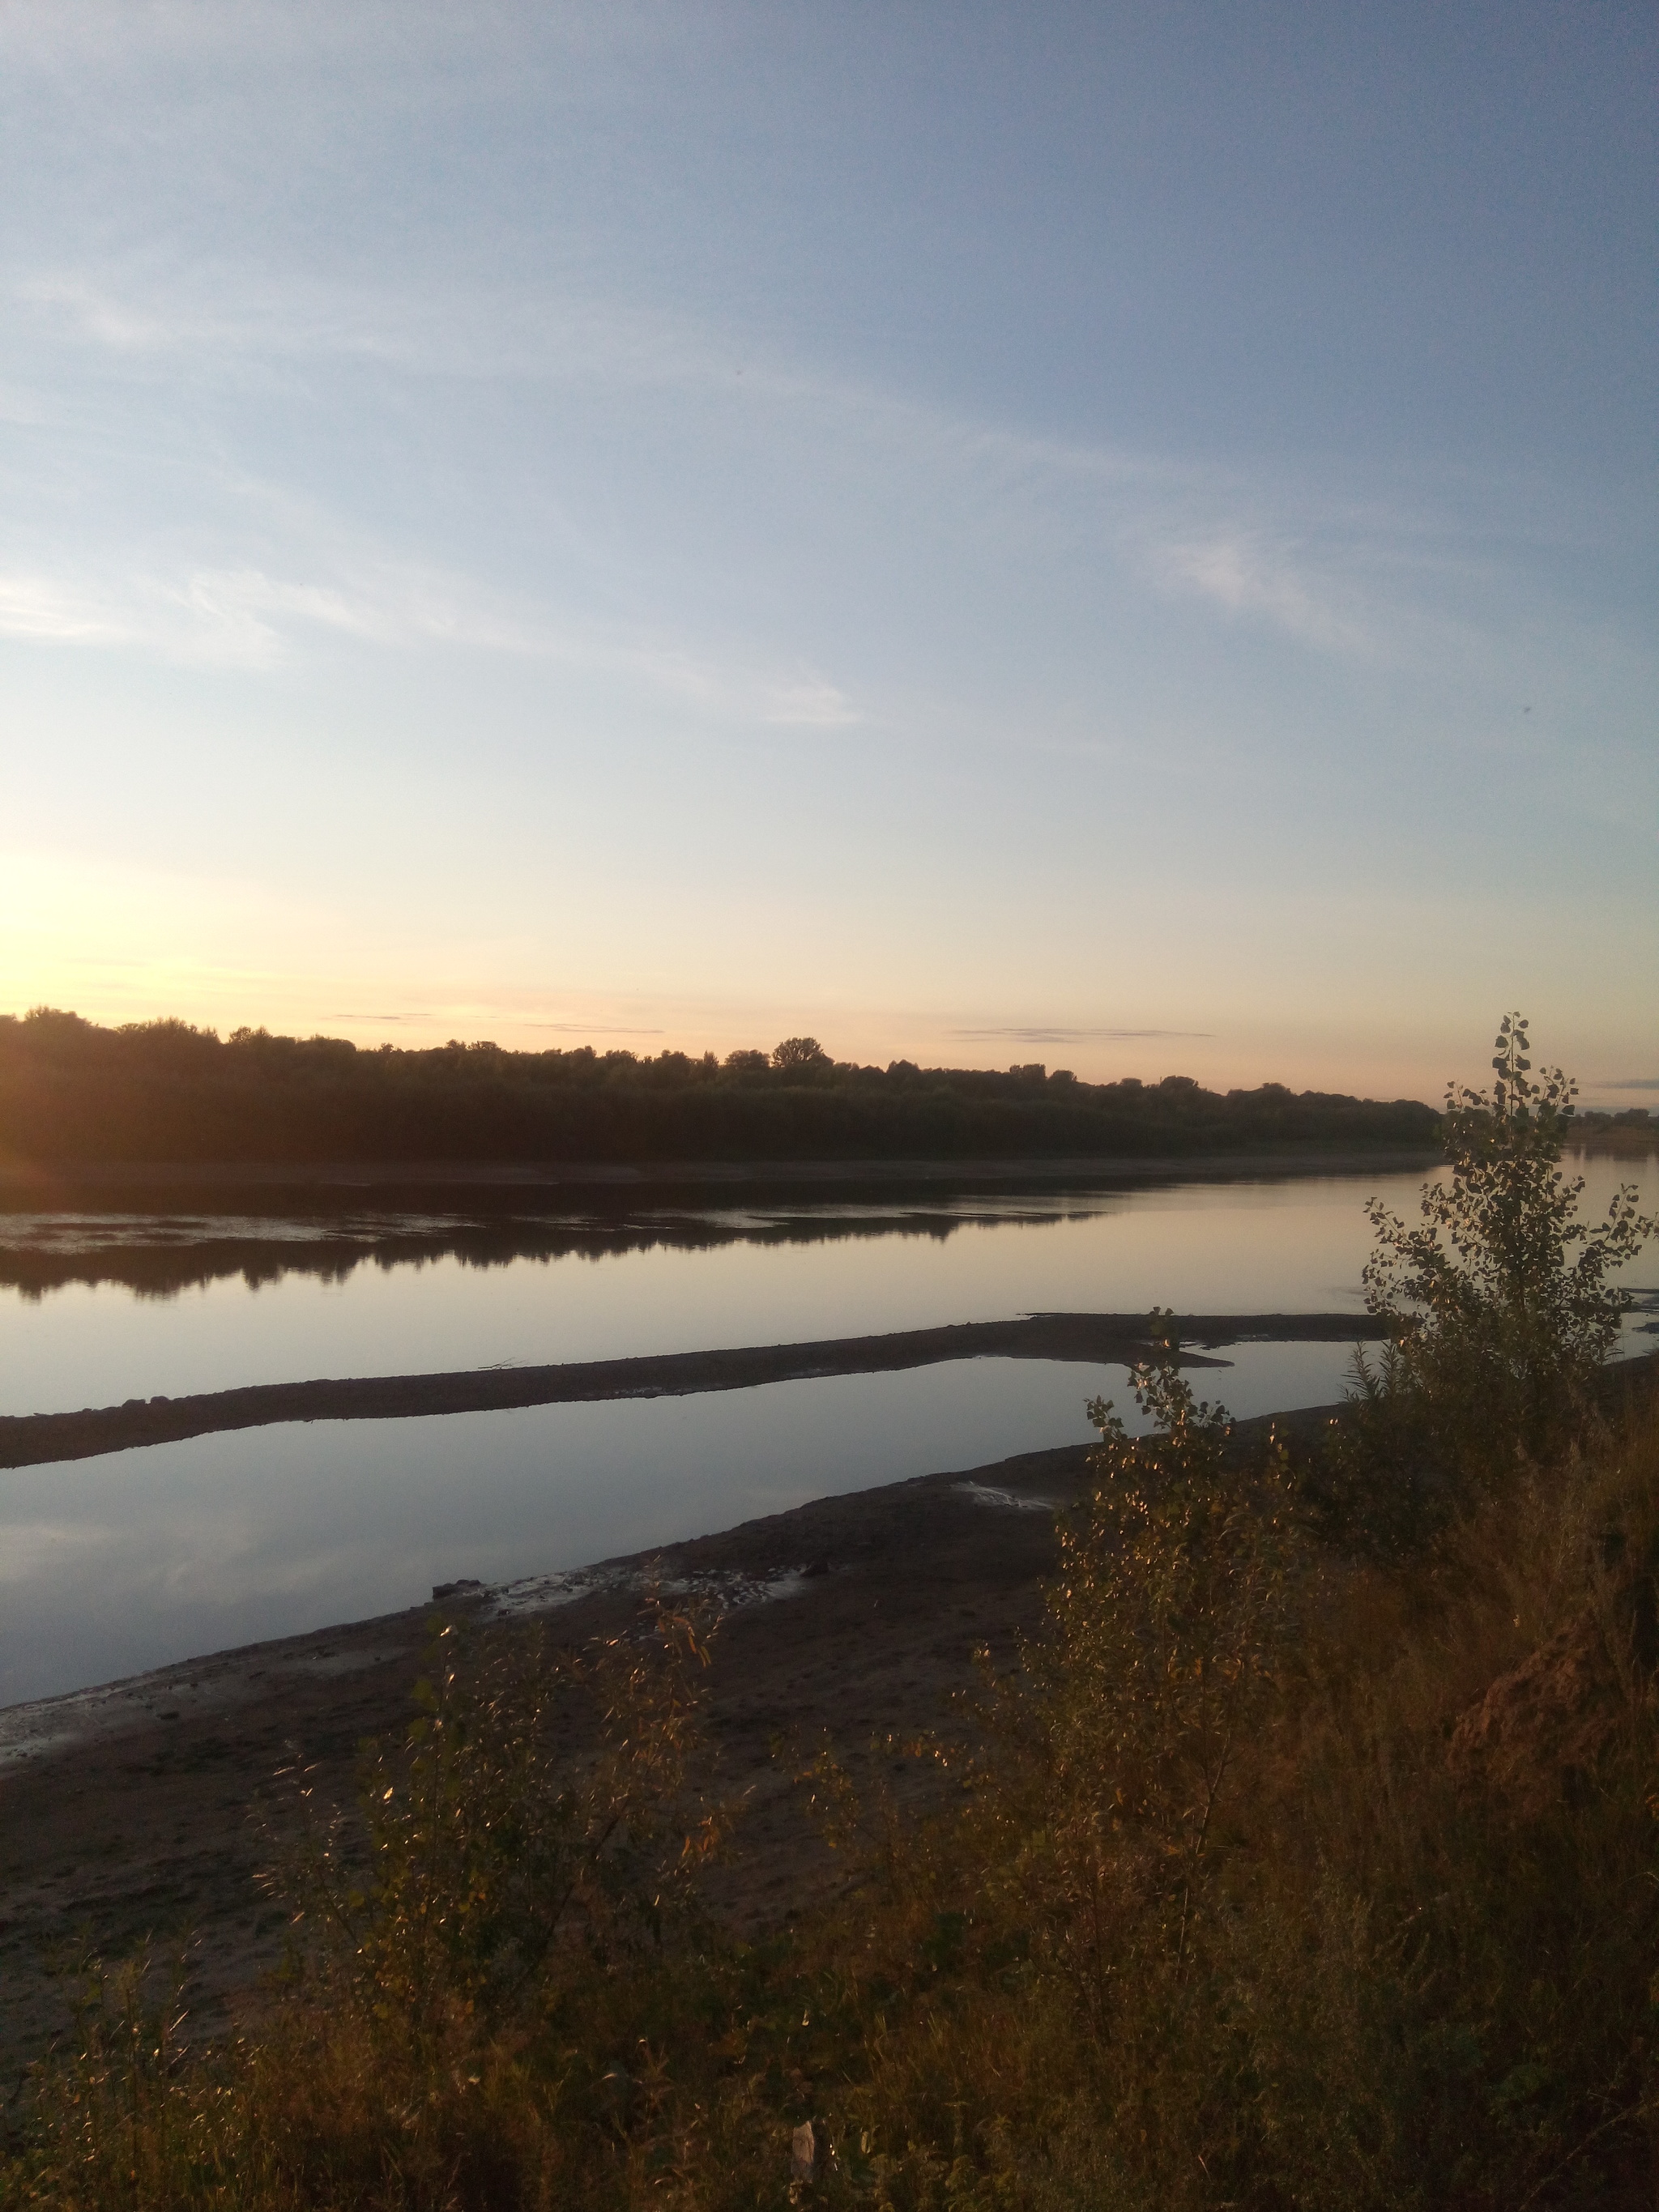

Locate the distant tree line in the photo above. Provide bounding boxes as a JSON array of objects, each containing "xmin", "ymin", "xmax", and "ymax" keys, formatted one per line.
[
  {"xmin": 1567, "ymin": 1103, "xmax": 1656, "ymax": 1153},
  {"xmin": 0, "ymin": 1008, "xmax": 1443, "ymax": 1166}
]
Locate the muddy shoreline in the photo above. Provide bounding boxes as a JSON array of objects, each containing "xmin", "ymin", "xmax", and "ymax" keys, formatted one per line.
[
  {"xmin": 0, "ymin": 1402, "xmax": 1341, "ymax": 2072},
  {"xmin": 0, "ymin": 1311, "xmax": 1389, "ymax": 1468}
]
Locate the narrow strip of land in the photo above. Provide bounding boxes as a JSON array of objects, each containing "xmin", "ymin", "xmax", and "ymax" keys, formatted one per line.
[
  {"xmin": 0, "ymin": 1310, "xmax": 1387, "ymax": 1468},
  {"xmin": 0, "ymin": 1148, "xmax": 1444, "ymax": 1208}
]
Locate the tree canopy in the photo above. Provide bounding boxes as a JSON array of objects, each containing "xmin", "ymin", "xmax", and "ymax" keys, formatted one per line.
[{"xmin": 0, "ymin": 1008, "xmax": 1442, "ymax": 1167}]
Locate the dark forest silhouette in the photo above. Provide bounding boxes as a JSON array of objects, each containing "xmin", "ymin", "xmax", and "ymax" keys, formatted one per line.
[{"xmin": 0, "ymin": 1008, "xmax": 1444, "ymax": 1166}]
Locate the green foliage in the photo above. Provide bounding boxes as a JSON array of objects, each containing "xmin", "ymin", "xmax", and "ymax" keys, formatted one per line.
[
  {"xmin": 769, "ymin": 1037, "xmax": 830, "ymax": 1072},
  {"xmin": 1, "ymin": 1609, "xmax": 742, "ymax": 2211},
  {"xmin": 1354, "ymin": 1012, "xmax": 1654, "ymax": 1491},
  {"xmin": 292, "ymin": 1606, "xmax": 726, "ymax": 2034},
  {"xmin": 1025, "ymin": 1322, "xmax": 1304, "ymax": 2010}
]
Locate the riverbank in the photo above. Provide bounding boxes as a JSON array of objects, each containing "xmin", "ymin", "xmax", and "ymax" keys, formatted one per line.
[
  {"xmin": 4, "ymin": 1353, "xmax": 1657, "ymax": 2083},
  {"xmin": 0, "ymin": 1399, "xmax": 1348, "ymax": 2074}
]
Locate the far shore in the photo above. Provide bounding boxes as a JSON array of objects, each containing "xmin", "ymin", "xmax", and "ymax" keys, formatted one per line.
[{"xmin": 0, "ymin": 1147, "xmax": 1446, "ymax": 1214}]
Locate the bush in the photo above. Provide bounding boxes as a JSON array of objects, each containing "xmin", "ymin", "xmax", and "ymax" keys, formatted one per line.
[{"xmin": 1332, "ymin": 1012, "xmax": 1655, "ymax": 1528}]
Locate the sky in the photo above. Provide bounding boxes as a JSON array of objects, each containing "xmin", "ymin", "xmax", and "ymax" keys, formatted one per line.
[{"xmin": 2, "ymin": 1, "xmax": 1655, "ymax": 1105}]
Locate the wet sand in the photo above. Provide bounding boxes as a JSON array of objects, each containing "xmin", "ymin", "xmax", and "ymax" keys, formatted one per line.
[{"xmin": 0, "ymin": 1310, "xmax": 1386, "ymax": 1468}]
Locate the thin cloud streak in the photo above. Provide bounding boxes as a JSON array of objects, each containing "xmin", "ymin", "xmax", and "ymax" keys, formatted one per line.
[
  {"xmin": 0, "ymin": 573, "xmax": 134, "ymax": 646},
  {"xmin": 11, "ymin": 261, "xmax": 1538, "ymax": 673},
  {"xmin": 1148, "ymin": 531, "xmax": 1378, "ymax": 657},
  {"xmin": 523, "ymin": 1022, "xmax": 666, "ymax": 1036},
  {"xmin": 950, "ymin": 1027, "xmax": 1215, "ymax": 1044},
  {"xmin": 0, "ymin": 555, "xmax": 861, "ymax": 727}
]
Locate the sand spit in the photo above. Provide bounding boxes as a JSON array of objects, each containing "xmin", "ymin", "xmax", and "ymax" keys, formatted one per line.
[{"xmin": 0, "ymin": 1309, "xmax": 1386, "ymax": 1468}]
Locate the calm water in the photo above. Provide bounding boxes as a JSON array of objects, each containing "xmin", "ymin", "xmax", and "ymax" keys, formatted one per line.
[
  {"xmin": 3, "ymin": 1159, "xmax": 1654, "ymax": 1707},
  {"xmin": 0, "ymin": 1166, "xmax": 1542, "ymax": 1417}
]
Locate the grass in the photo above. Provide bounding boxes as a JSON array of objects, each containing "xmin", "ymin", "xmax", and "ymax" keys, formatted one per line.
[{"xmin": 6, "ymin": 1367, "xmax": 1659, "ymax": 2209}]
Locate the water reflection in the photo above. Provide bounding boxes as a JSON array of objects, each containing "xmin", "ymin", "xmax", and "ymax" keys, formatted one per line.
[
  {"xmin": 2, "ymin": 1155, "xmax": 1655, "ymax": 1706},
  {"xmin": 0, "ymin": 1194, "xmax": 1103, "ymax": 1302},
  {"xmin": 2, "ymin": 1161, "xmax": 1654, "ymax": 1421}
]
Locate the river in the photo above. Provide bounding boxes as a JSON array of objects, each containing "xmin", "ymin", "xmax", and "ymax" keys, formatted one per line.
[{"xmin": 2, "ymin": 1156, "xmax": 1653, "ymax": 1705}]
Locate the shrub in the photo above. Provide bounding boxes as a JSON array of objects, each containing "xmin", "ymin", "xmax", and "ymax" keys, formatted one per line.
[
  {"xmin": 1030, "ymin": 1321, "xmax": 1305, "ymax": 2018},
  {"xmin": 1332, "ymin": 1012, "xmax": 1654, "ymax": 1531}
]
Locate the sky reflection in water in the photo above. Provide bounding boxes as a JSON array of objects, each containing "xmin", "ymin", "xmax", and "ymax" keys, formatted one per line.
[
  {"xmin": 2, "ymin": 1344, "xmax": 1354, "ymax": 1709},
  {"xmin": 19, "ymin": 1165, "xmax": 1659, "ymax": 1418}
]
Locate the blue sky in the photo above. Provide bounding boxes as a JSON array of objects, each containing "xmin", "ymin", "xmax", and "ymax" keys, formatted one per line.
[{"xmin": 2, "ymin": 2, "xmax": 1654, "ymax": 1101}]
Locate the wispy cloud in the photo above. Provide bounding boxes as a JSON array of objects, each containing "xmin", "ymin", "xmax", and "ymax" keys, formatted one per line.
[
  {"xmin": 0, "ymin": 573, "xmax": 135, "ymax": 646},
  {"xmin": 627, "ymin": 646, "xmax": 859, "ymax": 727},
  {"xmin": 16, "ymin": 266, "xmax": 798, "ymax": 393},
  {"xmin": 19, "ymin": 275, "xmax": 207, "ymax": 356},
  {"xmin": 7, "ymin": 260, "xmax": 1602, "ymax": 698},
  {"xmin": 950, "ymin": 1026, "xmax": 1213, "ymax": 1043},
  {"xmin": 0, "ymin": 562, "xmax": 433, "ymax": 667},
  {"xmin": 0, "ymin": 552, "xmax": 862, "ymax": 727},
  {"xmin": 1147, "ymin": 531, "xmax": 1376, "ymax": 655},
  {"xmin": 522, "ymin": 1021, "xmax": 665, "ymax": 1036}
]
